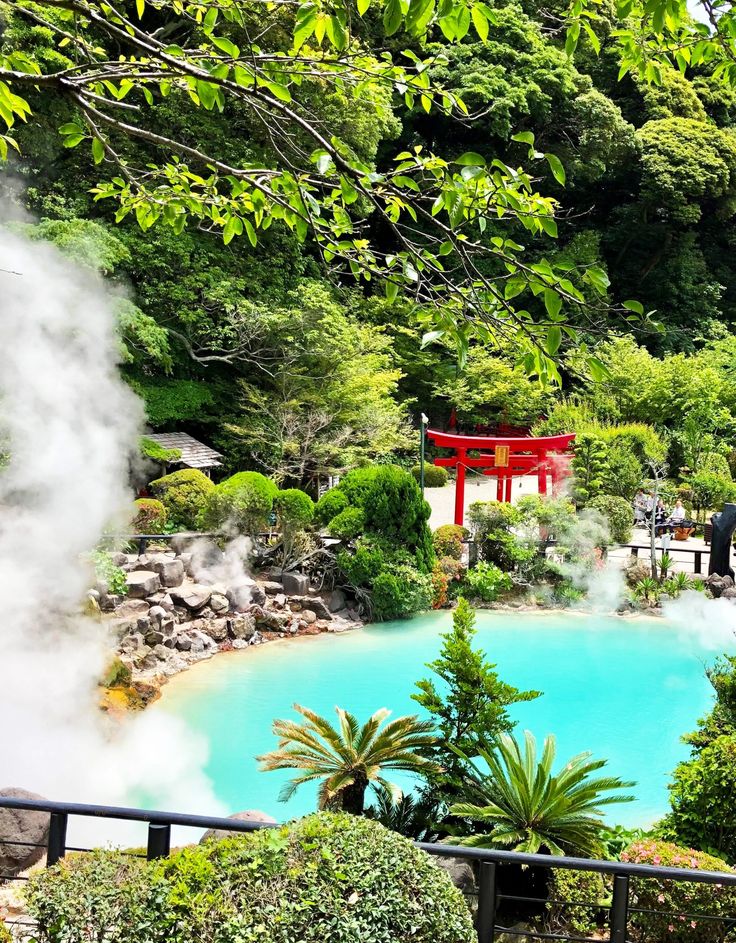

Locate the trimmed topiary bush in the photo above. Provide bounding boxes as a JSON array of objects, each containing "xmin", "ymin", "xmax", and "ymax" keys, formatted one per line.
[
  {"xmin": 199, "ymin": 471, "xmax": 278, "ymax": 535},
  {"xmin": 588, "ymin": 495, "xmax": 633, "ymax": 544},
  {"xmin": 315, "ymin": 488, "xmax": 349, "ymax": 526},
  {"xmin": 132, "ymin": 497, "xmax": 167, "ymax": 534},
  {"xmin": 328, "ymin": 506, "xmax": 366, "ymax": 540},
  {"xmin": 622, "ymin": 840, "xmax": 736, "ymax": 942},
  {"xmin": 433, "ymin": 524, "xmax": 468, "ymax": 560},
  {"xmin": 360, "ymin": 465, "xmax": 434, "ymax": 572},
  {"xmin": 26, "ymin": 814, "xmax": 475, "ymax": 943},
  {"xmin": 275, "ymin": 489, "xmax": 315, "ymax": 530},
  {"xmin": 150, "ymin": 468, "xmax": 215, "ymax": 530},
  {"xmin": 411, "ymin": 464, "xmax": 449, "ymax": 487}
]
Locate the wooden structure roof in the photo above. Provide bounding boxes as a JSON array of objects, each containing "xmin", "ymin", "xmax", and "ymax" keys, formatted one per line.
[{"xmin": 146, "ymin": 432, "xmax": 223, "ymax": 470}]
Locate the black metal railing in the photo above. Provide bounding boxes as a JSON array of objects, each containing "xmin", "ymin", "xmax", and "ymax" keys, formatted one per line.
[{"xmin": 2, "ymin": 796, "xmax": 736, "ymax": 942}]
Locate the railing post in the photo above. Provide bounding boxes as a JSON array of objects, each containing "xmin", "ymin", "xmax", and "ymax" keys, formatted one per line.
[
  {"xmin": 146, "ymin": 823, "xmax": 171, "ymax": 860},
  {"xmin": 610, "ymin": 873, "xmax": 629, "ymax": 943},
  {"xmin": 47, "ymin": 812, "xmax": 68, "ymax": 866},
  {"xmin": 694, "ymin": 551, "xmax": 702, "ymax": 575},
  {"xmin": 477, "ymin": 861, "xmax": 497, "ymax": 943}
]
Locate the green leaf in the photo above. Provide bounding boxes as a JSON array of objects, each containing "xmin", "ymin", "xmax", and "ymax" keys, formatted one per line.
[
  {"xmin": 384, "ymin": 0, "xmax": 403, "ymax": 35},
  {"xmin": 421, "ymin": 330, "xmax": 444, "ymax": 347},
  {"xmin": 471, "ymin": 4, "xmax": 489, "ymax": 40},
  {"xmin": 543, "ymin": 289, "xmax": 562, "ymax": 319},
  {"xmin": 385, "ymin": 280, "xmax": 399, "ymax": 302},
  {"xmin": 456, "ymin": 151, "xmax": 486, "ymax": 166},
  {"xmin": 511, "ymin": 131, "xmax": 534, "ymax": 146},
  {"xmin": 622, "ymin": 299, "xmax": 644, "ymax": 315},
  {"xmin": 357, "ymin": 0, "xmax": 371, "ymax": 14},
  {"xmin": 62, "ymin": 133, "xmax": 86, "ymax": 148},
  {"xmin": 196, "ymin": 80, "xmax": 217, "ymax": 110},
  {"xmin": 136, "ymin": 0, "xmax": 144, "ymax": 18},
  {"xmin": 545, "ymin": 325, "xmax": 562, "ymax": 355},
  {"xmin": 545, "ymin": 152, "xmax": 566, "ymax": 186},
  {"xmin": 92, "ymin": 137, "xmax": 104, "ymax": 164},
  {"xmin": 211, "ymin": 35, "xmax": 240, "ymax": 58}
]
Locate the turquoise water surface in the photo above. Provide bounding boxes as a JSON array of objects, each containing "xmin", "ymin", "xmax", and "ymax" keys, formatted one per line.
[{"xmin": 152, "ymin": 610, "xmax": 725, "ymax": 827}]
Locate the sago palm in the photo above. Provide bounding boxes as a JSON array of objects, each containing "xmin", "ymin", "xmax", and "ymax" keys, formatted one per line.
[
  {"xmin": 449, "ymin": 731, "xmax": 635, "ymax": 856},
  {"xmin": 257, "ymin": 703, "xmax": 440, "ymax": 814}
]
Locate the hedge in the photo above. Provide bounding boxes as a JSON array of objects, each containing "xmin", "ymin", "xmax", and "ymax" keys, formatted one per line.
[
  {"xmin": 26, "ymin": 814, "xmax": 475, "ymax": 943},
  {"xmin": 315, "ymin": 488, "xmax": 349, "ymax": 526},
  {"xmin": 132, "ymin": 497, "xmax": 167, "ymax": 534},
  {"xmin": 150, "ymin": 468, "xmax": 215, "ymax": 530},
  {"xmin": 411, "ymin": 465, "xmax": 449, "ymax": 487},
  {"xmin": 199, "ymin": 471, "xmax": 278, "ymax": 535}
]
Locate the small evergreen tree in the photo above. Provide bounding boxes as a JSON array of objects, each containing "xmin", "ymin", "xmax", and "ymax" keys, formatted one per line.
[
  {"xmin": 412, "ymin": 598, "xmax": 540, "ymax": 792},
  {"xmin": 571, "ymin": 433, "xmax": 609, "ymax": 506}
]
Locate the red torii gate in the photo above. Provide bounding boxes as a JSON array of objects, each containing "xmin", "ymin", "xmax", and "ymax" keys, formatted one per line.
[{"xmin": 426, "ymin": 429, "xmax": 576, "ymax": 527}]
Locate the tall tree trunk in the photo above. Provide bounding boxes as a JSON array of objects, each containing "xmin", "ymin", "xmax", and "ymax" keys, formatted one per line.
[{"xmin": 340, "ymin": 775, "xmax": 368, "ymax": 815}]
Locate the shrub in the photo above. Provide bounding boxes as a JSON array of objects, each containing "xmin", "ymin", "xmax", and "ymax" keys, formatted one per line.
[
  {"xmin": 337, "ymin": 537, "xmax": 388, "ymax": 586},
  {"xmin": 314, "ymin": 488, "xmax": 349, "ymax": 526},
  {"xmin": 91, "ymin": 550, "xmax": 127, "ymax": 596},
  {"xmin": 411, "ymin": 464, "xmax": 449, "ymax": 487},
  {"xmin": 588, "ymin": 495, "xmax": 633, "ymax": 544},
  {"xmin": 464, "ymin": 562, "xmax": 513, "ymax": 602},
  {"xmin": 199, "ymin": 471, "xmax": 278, "ymax": 535},
  {"xmin": 336, "ymin": 465, "xmax": 382, "ymax": 507},
  {"xmin": 546, "ymin": 869, "xmax": 607, "ymax": 938},
  {"xmin": 433, "ymin": 524, "xmax": 468, "ymax": 560},
  {"xmin": 150, "ymin": 468, "xmax": 215, "ymax": 530},
  {"xmin": 700, "ymin": 452, "xmax": 732, "ymax": 481},
  {"xmin": 602, "ymin": 443, "xmax": 643, "ymax": 499},
  {"xmin": 328, "ymin": 507, "xmax": 366, "ymax": 540},
  {"xmin": 622, "ymin": 840, "xmax": 736, "ymax": 942},
  {"xmin": 688, "ymin": 471, "xmax": 736, "ymax": 521},
  {"xmin": 275, "ymin": 489, "xmax": 315, "ymax": 531},
  {"xmin": 571, "ymin": 433, "xmax": 609, "ymax": 506},
  {"xmin": 132, "ymin": 497, "xmax": 167, "ymax": 534},
  {"xmin": 26, "ymin": 814, "xmax": 476, "ymax": 943},
  {"xmin": 360, "ymin": 465, "xmax": 434, "ymax": 571},
  {"xmin": 431, "ymin": 559, "xmax": 450, "ymax": 608},
  {"xmin": 372, "ymin": 564, "xmax": 433, "ymax": 620}
]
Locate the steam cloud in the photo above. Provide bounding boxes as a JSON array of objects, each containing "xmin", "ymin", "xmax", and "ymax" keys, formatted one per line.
[{"xmin": 0, "ymin": 225, "xmax": 223, "ymax": 841}]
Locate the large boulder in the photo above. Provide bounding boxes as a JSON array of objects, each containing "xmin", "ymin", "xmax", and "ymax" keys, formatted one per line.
[
  {"xmin": 281, "ymin": 572, "xmax": 309, "ymax": 596},
  {"xmin": 210, "ymin": 593, "xmax": 230, "ymax": 615},
  {"xmin": 170, "ymin": 585, "xmax": 212, "ymax": 611},
  {"xmin": 0, "ymin": 788, "xmax": 49, "ymax": 876},
  {"xmin": 290, "ymin": 596, "xmax": 332, "ymax": 620},
  {"xmin": 150, "ymin": 558, "xmax": 185, "ymax": 589},
  {"xmin": 230, "ymin": 615, "xmax": 256, "ymax": 640},
  {"xmin": 126, "ymin": 571, "xmax": 161, "ymax": 599},
  {"xmin": 199, "ymin": 810, "xmax": 277, "ymax": 843},
  {"xmin": 431, "ymin": 855, "xmax": 477, "ymax": 895},
  {"xmin": 326, "ymin": 589, "xmax": 347, "ymax": 613}
]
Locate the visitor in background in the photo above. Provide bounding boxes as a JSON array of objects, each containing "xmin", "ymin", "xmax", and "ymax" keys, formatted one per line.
[
  {"xmin": 666, "ymin": 499, "xmax": 695, "ymax": 537},
  {"xmin": 654, "ymin": 498, "xmax": 667, "ymax": 535},
  {"xmin": 634, "ymin": 489, "xmax": 647, "ymax": 525},
  {"xmin": 645, "ymin": 492, "xmax": 655, "ymax": 519}
]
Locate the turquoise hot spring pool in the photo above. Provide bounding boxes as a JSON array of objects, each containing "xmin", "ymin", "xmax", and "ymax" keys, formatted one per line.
[{"xmin": 151, "ymin": 610, "xmax": 729, "ymax": 827}]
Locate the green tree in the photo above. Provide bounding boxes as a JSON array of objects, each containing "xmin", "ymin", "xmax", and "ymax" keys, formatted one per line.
[
  {"xmin": 450, "ymin": 731, "xmax": 635, "ymax": 856},
  {"xmin": 571, "ymin": 433, "xmax": 609, "ymax": 506},
  {"xmin": 257, "ymin": 704, "xmax": 440, "ymax": 815},
  {"xmin": 413, "ymin": 598, "xmax": 540, "ymax": 791}
]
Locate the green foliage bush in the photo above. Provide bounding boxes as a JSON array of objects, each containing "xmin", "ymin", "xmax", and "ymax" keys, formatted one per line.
[
  {"xmin": 359, "ymin": 465, "xmax": 434, "ymax": 571},
  {"xmin": 588, "ymin": 495, "xmax": 633, "ymax": 544},
  {"xmin": 602, "ymin": 443, "xmax": 643, "ymax": 499},
  {"xmin": 26, "ymin": 814, "xmax": 476, "ymax": 943},
  {"xmin": 328, "ymin": 507, "xmax": 366, "ymax": 540},
  {"xmin": 571, "ymin": 433, "xmax": 609, "ymax": 506},
  {"xmin": 699, "ymin": 452, "xmax": 733, "ymax": 480},
  {"xmin": 433, "ymin": 524, "xmax": 468, "ymax": 560},
  {"xmin": 200, "ymin": 471, "xmax": 278, "ymax": 535},
  {"xmin": 314, "ymin": 488, "xmax": 349, "ymax": 526},
  {"xmin": 411, "ymin": 464, "xmax": 449, "ymax": 487},
  {"xmin": 337, "ymin": 466, "xmax": 382, "ymax": 507},
  {"xmin": 622, "ymin": 840, "xmax": 736, "ymax": 942},
  {"xmin": 687, "ymin": 470, "xmax": 736, "ymax": 519},
  {"xmin": 91, "ymin": 551, "xmax": 127, "ymax": 596},
  {"xmin": 372, "ymin": 564, "xmax": 433, "ymax": 620},
  {"xmin": 464, "ymin": 562, "xmax": 513, "ymax": 602},
  {"xmin": 132, "ymin": 497, "xmax": 168, "ymax": 534},
  {"xmin": 275, "ymin": 488, "xmax": 314, "ymax": 530},
  {"xmin": 151, "ymin": 468, "xmax": 215, "ymax": 530},
  {"xmin": 546, "ymin": 869, "xmax": 607, "ymax": 938}
]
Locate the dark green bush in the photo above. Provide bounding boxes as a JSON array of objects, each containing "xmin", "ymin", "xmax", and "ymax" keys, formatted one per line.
[
  {"xmin": 328, "ymin": 506, "xmax": 366, "ymax": 540},
  {"xmin": 360, "ymin": 465, "xmax": 434, "ymax": 571},
  {"xmin": 546, "ymin": 868, "xmax": 607, "ymax": 938},
  {"xmin": 622, "ymin": 840, "xmax": 736, "ymax": 942},
  {"xmin": 315, "ymin": 488, "xmax": 349, "ymax": 526},
  {"xmin": 411, "ymin": 464, "xmax": 449, "ymax": 487},
  {"xmin": 433, "ymin": 524, "xmax": 468, "ymax": 560},
  {"xmin": 337, "ymin": 466, "xmax": 382, "ymax": 507},
  {"xmin": 26, "ymin": 814, "xmax": 475, "ymax": 943},
  {"xmin": 132, "ymin": 497, "xmax": 168, "ymax": 534},
  {"xmin": 150, "ymin": 468, "xmax": 215, "ymax": 530},
  {"xmin": 588, "ymin": 494, "xmax": 633, "ymax": 544},
  {"xmin": 199, "ymin": 471, "xmax": 278, "ymax": 535},
  {"xmin": 275, "ymin": 488, "xmax": 315, "ymax": 530},
  {"xmin": 372, "ymin": 564, "xmax": 433, "ymax": 620}
]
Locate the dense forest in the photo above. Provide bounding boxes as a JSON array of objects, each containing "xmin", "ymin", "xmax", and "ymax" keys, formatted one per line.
[{"xmin": 4, "ymin": 0, "xmax": 736, "ymax": 487}]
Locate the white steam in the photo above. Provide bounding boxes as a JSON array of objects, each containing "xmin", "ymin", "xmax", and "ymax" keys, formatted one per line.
[
  {"xmin": 0, "ymin": 225, "xmax": 223, "ymax": 839},
  {"xmin": 663, "ymin": 591, "xmax": 736, "ymax": 651}
]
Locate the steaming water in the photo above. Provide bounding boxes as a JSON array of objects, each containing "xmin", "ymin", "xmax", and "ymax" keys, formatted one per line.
[{"xmin": 152, "ymin": 610, "xmax": 726, "ymax": 828}]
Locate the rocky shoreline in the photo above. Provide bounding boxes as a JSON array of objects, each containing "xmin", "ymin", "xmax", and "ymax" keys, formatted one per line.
[{"xmin": 92, "ymin": 539, "xmax": 364, "ymax": 708}]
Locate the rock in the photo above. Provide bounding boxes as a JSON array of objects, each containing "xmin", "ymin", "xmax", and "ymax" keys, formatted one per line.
[
  {"xmin": 302, "ymin": 597, "xmax": 332, "ymax": 621},
  {"xmin": 145, "ymin": 630, "xmax": 165, "ymax": 647},
  {"xmin": 250, "ymin": 584, "xmax": 268, "ymax": 606},
  {"xmin": 98, "ymin": 594, "xmax": 116, "ymax": 612},
  {"xmin": 302, "ymin": 609, "xmax": 317, "ymax": 624},
  {"xmin": 110, "ymin": 552, "xmax": 128, "ymax": 567},
  {"xmin": 199, "ymin": 618, "xmax": 229, "ymax": 643},
  {"xmin": 146, "ymin": 592, "xmax": 175, "ymax": 611},
  {"xmin": 153, "ymin": 644, "xmax": 170, "ymax": 660},
  {"xmin": 126, "ymin": 571, "xmax": 162, "ymax": 599},
  {"xmin": 252, "ymin": 607, "xmax": 290, "ymax": 631},
  {"xmin": 119, "ymin": 633, "xmax": 145, "ymax": 654},
  {"xmin": 151, "ymin": 558, "xmax": 185, "ymax": 589},
  {"xmin": 162, "ymin": 637, "xmax": 176, "ymax": 649},
  {"xmin": 230, "ymin": 615, "xmax": 255, "ymax": 640},
  {"xmin": 0, "ymin": 788, "xmax": 50, "ymax": 877},
  {"xmin": 141, "ymin": 654, "xmax": 159, "ymax": 670},
  {"xmin": 261, "ymin": 581, "xmax": 284, "ymax": 596},
  {"xmin": 148, "ymin": 605, "xmax": 167, "ymax": 626},
  {"xmin": 175, "ymin": 635, "xmax": 192, "ymax": 652},
  {"xmin": 289, "ymin": 600, "xmax": 302, "ymax": 612},
  {"xmin": 170, "ymin": 585, "xmax": 212, "ymax": 611},
  {"xmin": 95, "ymin": 579, "xmax": 109, "ymax": 597},
  {"xmin": 326, "ymin": 589, "xmax": 347, "ymax": 612},
  {"xmin": 273, "ymin": 593, "xmax": 287, "ymax": 609},
  {"xmin": 431, "ymin": 856, "xmax": 476, "ymax": 895},
  {"xmin": 136, "ymin": 616, "xmax": 152, "ymax": 633},
  {"xmin": 177, "ymin": 551, "xmax": 193, "ymax": 573},
  {"xmin": 723, "ymin": 587, "xmax": 736, "ymax": 600},
  {"xmin": 115, "ymin": 598, "xmax": 151, "ymax": 619},
  {"xmin": 289, "ymin": 624, "xmax": 298, "ymax": 634},
  {"xmin": 210, "ymin": 593, "xmax": 230, "ymax": 615},
  {"xmin": 624, "ymin": 560, "xmax": 651, "ymax": 588},
  {"xmin": 200, "ymin": 810, "xmax": 277, "ymax": 843},
  {"xmin": 281, "ymin": 572, "xmax": 309, "ymax": 596},
  {"xmin": 706, "ymin": 575, "xmax": 728, "ymax": 598}
]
